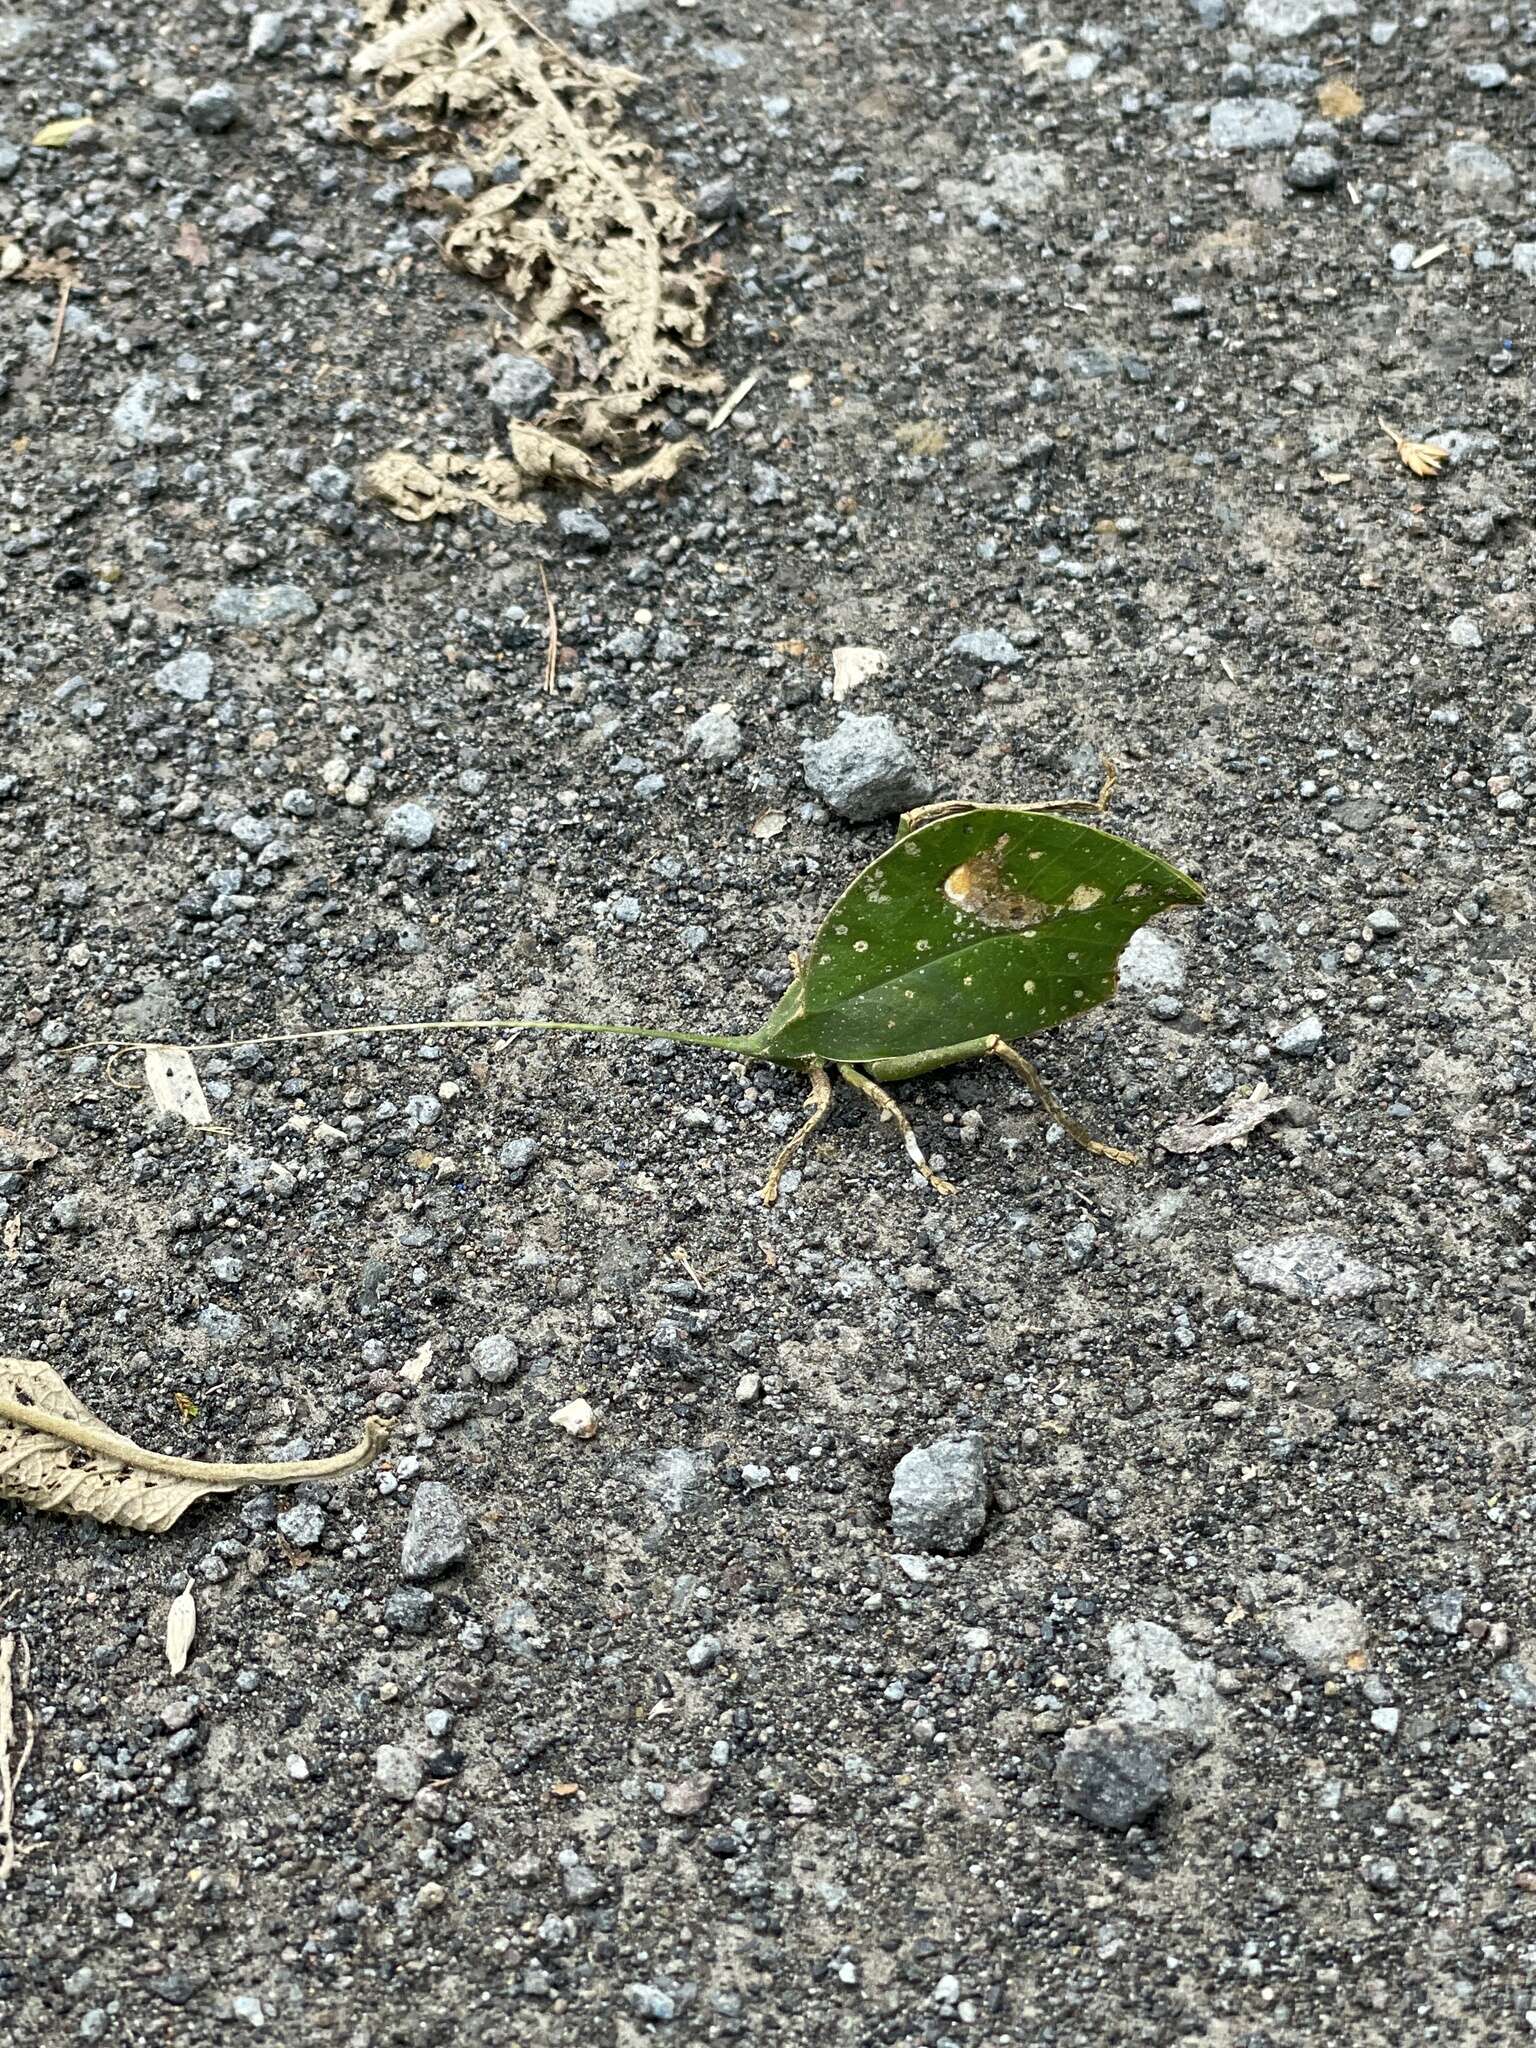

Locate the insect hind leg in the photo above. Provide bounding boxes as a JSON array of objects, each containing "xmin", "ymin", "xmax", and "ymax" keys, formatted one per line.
[{"xmin": 987, "ymin": 1038, "xmax": 1137, "ymax": 1166}]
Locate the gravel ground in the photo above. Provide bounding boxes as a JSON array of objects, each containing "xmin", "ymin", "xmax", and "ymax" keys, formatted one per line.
[{"xmin": 2, "ymin": 0, "xmax": 1534, "ymax": 2042}]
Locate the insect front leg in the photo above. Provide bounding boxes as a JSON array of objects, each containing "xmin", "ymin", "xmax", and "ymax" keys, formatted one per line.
[
  {"xmin": 1027, "ymin": 756, "xmax": 1119, "ymax": 819},
  {"xmin": 760, "ymin": 1061, "xmax": 834, "ymax": 1207},
  {"xmin": 837, "ymin": 1063, "xmax": 956, "ymax": 1197}
]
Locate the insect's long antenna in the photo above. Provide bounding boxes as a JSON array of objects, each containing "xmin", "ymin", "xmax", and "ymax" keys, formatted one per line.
[{"xmin": 65, "ymin": 1017, "xmax": 757, "ymax": 1059}]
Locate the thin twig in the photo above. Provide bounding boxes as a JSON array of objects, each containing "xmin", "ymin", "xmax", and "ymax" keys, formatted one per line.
[
  {"xmin": 539, "ymin": 563, "xmax": 559, "ymax": 693},
  {"xmin": 0, "ymin": 1632, "xmax": 35, "ymax": 1889},
  {"xmin": 708, "ymin": 369, "xmax": 759, "ymax": 433},
  {"xmin": 45, "ymin": 281, "xmax": 70, "ymax": 373}
]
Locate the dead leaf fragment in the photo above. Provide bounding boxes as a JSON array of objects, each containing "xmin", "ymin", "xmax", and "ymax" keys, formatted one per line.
[
  {"xmin": 166, "ymin": 1581, "xmax": 197, "ymax": 1677},
  {"xmin": 32, "ymin": 118, "xmax": 95, "ymax": 148},
  {"xmin": 549, "ymin": 1397, "xmax": 598, "ymax": 1439},
  {"xmin": 0, "ymin": 1355, "xmax": 388, "ymax": 1533},
  {"xmin": 0, "ymin": 1633, "xmax": 35, "ymax": 1889},
  {"xmin": 1318, "ymin": 469, "xmax": 1351, "ymax": 486},
  {"xmin": 364, "ymin": 448, "xmax": 545, "ymax": 527},
  {"xmin": 894, "ymin": 420, "xmax": 947, "ymax": 458},
  {"xmin": 175, "ymin": 220, "xmax": 210, "ymax": 268},
  {"xmin": 751, "ymin": 810, "xmax": 787, "ymax": 841},
  {"xmin": 831, "ymin": 645, "xmax": 888, "ymax": 701},
  {"xmin": 349, "ymin": 0, "xmax": 721, "ymax": 511},
  {"xmin": 1020, "ymin": 38, "xmax": 1069, "ymax": 76},
  {"xmin": 401, "ymin": 1341, "xmax": 433, "ymax": 1385},
  {"xmin": 1159, "ymin": 1088, "xmax": 1299, "ymax": 1155},
  {"xmin": 144, "ymin": 1045, "xmax": 213, "ymax": 1127},
  {"xmin": 1378, "ymin": 418, "xmax": 1447, "ymax": 478},
  {"xmin": 0, "ymin": 1128, "xmax": 58, "ymax": 1173},
  {"xmin": 1316, "ymin": 78, "xmax": 1363, "ymax": 120}
]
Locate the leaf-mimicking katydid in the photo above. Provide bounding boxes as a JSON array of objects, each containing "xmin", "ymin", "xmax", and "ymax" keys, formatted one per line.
[{"xmin": 98, "ymin": 774, "xmax": 1203, "ymax": 1205}]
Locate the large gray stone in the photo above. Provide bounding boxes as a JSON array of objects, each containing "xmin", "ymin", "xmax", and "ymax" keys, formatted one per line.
[
  {"xmin": 802, "ymin": 714, "xmax": 931, "ymax": 822},
  {"xmin": 211, "ymin": 584, "xmax": 317, "ymax": 631},
  {"xmin": 400, "ymin": 1481, "xmax": 469, "ymax": 1582},
  {"xmin": 890, "ymin": 1436, "xmax": 989, "ymax": 1555},
  {"xmin": 1234, "ymin": 1232, "xmax": 1389, "ymax": 1305},
  {"xmin": 1210, "ymin": 98, "xmax": 1302, "ymax": 150},
  {"xmin": 1108, "ymin": 1620, "xmax": 1224, "ymax": 1742},
  {"xmin": 1242, "ymin": 0, "xmax": 1356, "ymax": 35}
]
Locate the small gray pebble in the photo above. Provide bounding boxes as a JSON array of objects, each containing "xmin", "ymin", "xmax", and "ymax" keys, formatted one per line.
[
  {"xmin": 247, "ymin": 12, "xmax": 288, "ymax": 57},
  {"xmin": 948, "ymin": 629, "xmax": 1024, "ymax": 667},
  {"xmin": 383, "ymin": 802, "xmax": 437, "ymax": 850},
  {"xmin": 1421, "ymin": 1589, "xmax": 1465, "ymax": 1637},
  {"xmin": 497, "ymin": 1138, "xmax": 540, "ymax": 1187},
  {"xmin": 487, "ymin": 353, "xmax": 554, "ymax": 421},
  {"xmin": 1276, "ymin": 1013, "xmax": 1324, "ymax": 1057},
  {"xmin": 1056, "ymin": 1719, "xmax": 1171, "ymax": 1831},
  {"xmin": 210, "ymin": 583, "xmax": 316, "ymax": 631},
  {"xmin": 400, "ymin": 1481, "xmax": 469, "ymax": 1582},
  {"xmin": 1286, "ymin": 146, "xmax": 1338, "ymax": 191},
  {"xmin": 890, "ymin": 1436, "xmax": 989, "ymax": 1555},
  {"xmin": 685, "ymin": 705, "xmax": 743, "ymax": 766},
  {"xmin": 472, "ymin": 1332, "xmax": 521, "ymax": 1384},
  {"xmin": 276, "ymin": 1501, "xmax": 324, "ymax": 1549},
  {"xmin": 383, "ymin": 1586, "xmax": 435, "ymax": 1635},
  {"xmin": 1209, "ymin": 99, "xmax": 1301, "ymax": 151},
  {"xmin": 185, "ymin": 83, "xmax": 240, "ymax": 134},
  {"xmin": 695, "ymin": 176, "xmax": 740, "ymax": 220},
  {"xmin": 557, "ymin": 507, "xmax": 611, "ymax": 548},
  {"xmin": 155, "ymin": 650, "xmax": 213, "ymax": 703},
  {"xmin": 374, "ymin": 1744, "xmax": 424, "ymax": 1802}
]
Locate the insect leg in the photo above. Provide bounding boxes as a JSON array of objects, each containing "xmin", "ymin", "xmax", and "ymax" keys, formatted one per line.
[
  {"xmin": 987, "ymin": 1039, "xmax": 1138, "ymax": 1166},
  {"xmin": 1029, "ymin": 756, "xmax": 1119, "ymax": 818},
  {"xmin": 837, "ymin": 1064, "xmax": 956, "ymax": 1197},
  {"xmin": 760, "ymin": 1061, "xmax": 834, "ymax": 1207}
]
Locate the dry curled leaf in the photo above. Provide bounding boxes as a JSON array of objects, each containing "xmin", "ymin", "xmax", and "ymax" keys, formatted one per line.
[
  {"xmin": 165, "ymin": 1581, "xmax": 197, "ymax": 1677},
  {"xmin": 1159, "ymin": 1087, "xmax": 1298, "ymax": 1155},
  {"xmin": 0, "ymin": 1355, "xmax": 389, "ymax": 1533},
  {"xmin": 144, "ymin": 1044, "xmax": 213, "ymax": 1127},
  {"xmin": 364, "ymin": 448, "xmax": 546, "ymax": 526},
  {"xmin": 349, "ymin": 0, "xmax": 721, "ymax": 506},
  {"xmin": 1316, "ymin": 78, "xmax": 1363, "ymax": 120},
  {"xmin": 1378, "ymin": 418, "xmax": 1447, "ymax": 478}
]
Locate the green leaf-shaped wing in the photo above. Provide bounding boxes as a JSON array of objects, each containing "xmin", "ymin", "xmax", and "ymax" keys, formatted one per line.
[{"xmin": 751, "ymin": 807, "xmax": 1202, "ymax": 1065}]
